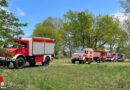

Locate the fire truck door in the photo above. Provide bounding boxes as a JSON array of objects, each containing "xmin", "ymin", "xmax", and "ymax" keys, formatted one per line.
[{"xmin": 20, "ymin": 41, "xmax": 29, "ymax": 56}]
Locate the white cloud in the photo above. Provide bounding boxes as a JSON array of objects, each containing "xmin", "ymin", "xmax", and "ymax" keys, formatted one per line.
[
  {"xmin": 16, "ymin": 8, "xmax": 25, "ymax": 17},
  {"xmin": 113, "ymin": 12, "xmax": 129, "ymax": 23}
]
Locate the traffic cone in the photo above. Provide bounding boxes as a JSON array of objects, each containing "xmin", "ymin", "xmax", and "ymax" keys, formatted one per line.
[
  {"xmin": 0, "ymin": 76, "xmax": 3, "ymax": 82},
  {"xmin": 0, "ymin": 76, "xmax": 5, "ymax": 87}
]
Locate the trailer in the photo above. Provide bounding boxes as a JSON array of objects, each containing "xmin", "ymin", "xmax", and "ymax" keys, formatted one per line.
[
  {"xmin": 71, "ymin": 48, "xmax": 94, "ymax": 64},
  {"xmin": 0, "ymin": 37, "xmax": 55, "ymax": 69}
]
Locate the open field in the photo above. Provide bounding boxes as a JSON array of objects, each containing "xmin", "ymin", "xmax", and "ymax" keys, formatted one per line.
[{"xmin": 0, "ymin": 59, "xmax": 130, "ymax": 90}]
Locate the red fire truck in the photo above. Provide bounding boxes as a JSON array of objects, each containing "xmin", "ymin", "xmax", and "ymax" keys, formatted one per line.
[
  {"xmin": 94, "ymin": 50, "xmax": 107, "ymax": 63},
  {"xmin": 0, "ymin": 37, "xmax": 55, "ymax": 69},
  {"xmin": 117, "ymin": 54, "xmax": 125, "ymax": 62},
  {"xmin": 106, "ymin": 52, "xmax": 118, "ymax": 62},
  {"xmin": 71, "ymin": 48, "xmax": 94, "ymax": 64}
]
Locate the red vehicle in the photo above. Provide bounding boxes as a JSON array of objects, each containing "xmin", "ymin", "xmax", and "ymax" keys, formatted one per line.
[
  {"xmin": 71, "ymin": 48, "xmax": 94, "ymax": 64},
  {"xmin": 0, "ymin": 37, "xmax": 55, "ymax": 69},
  {"xmin": 106, "ymin": 52, "xmax": 118, "ymax": 62},
  {"xmin": 117, "ymin": 54, "xmax": 125, "ymax": 62},
  {"xmin": 94, "ymin": 50, "xmax": 107, "ymax": 63}
]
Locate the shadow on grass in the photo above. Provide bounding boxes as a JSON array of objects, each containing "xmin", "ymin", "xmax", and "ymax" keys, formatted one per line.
[{"xmin": 0, "ymin": 64, "xmax": 46, "ymax": 70}]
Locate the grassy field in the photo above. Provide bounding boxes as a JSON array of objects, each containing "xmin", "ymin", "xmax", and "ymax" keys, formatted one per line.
[{"xmin": 0, "ymin": 59, "xmax": 130, "ymax": 90}]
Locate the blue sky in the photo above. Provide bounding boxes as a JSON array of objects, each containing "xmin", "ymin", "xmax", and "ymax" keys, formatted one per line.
[{"xmin": 7, "ymin": 0, "xmax": 121, "ymax": 36}]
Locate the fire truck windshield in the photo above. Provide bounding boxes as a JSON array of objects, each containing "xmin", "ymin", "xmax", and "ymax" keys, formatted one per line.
[
  {"xmin": 75, "ymin": 50, "xmax": 84, "ymax": 54},
  {"xmin": 94, "ymin": 52, "xmax": 101, "ymax": 55},
  {"xmin": 118, "ymin": 54, "xmax": 121, "ymax": 58},
  {"xmin": 107, "ymin": 53, "xmax": 113, "ymax": 56},
  {"xmin": 4, "ymin": 41, "xmax": 19, "ymax": 48}
]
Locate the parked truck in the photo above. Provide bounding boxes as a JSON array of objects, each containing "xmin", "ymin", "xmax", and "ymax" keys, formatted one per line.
[
  {"xmin": 71, "ymin": 48, "xmax": 94, "ymax": 64},
  {"xmin": 94, "ymin": 50, "xmax": 107, "ymax": 63},
  {"xmin": 106, "ymin": 52, "xmax": 118, "ymax": 62},
  {"xmin": 117, "ymin": 54, "xmax": 125, "ymax": 62},
  {"xmin": 0, "ymin": 37, "xmax": 55, "ymax": 69}
]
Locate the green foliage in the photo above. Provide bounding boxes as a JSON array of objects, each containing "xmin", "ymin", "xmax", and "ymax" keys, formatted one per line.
[
  {"xmin": 61, "ymin": 9, "xmax": 129, "ymax": 58},
  {"xmin": 119, "ymin": 0, "xmax": 130, "ymax": 58},
  {"xmin": 0, "ymin": 0, "xmax": 8, "ymax": 7},
  {"xmin": 0, "ymin": 0, "xmax": 27, "ymax": 46},
  {"xmin": 64, "ymin": 9, "xmax": 94, "ymax": 48},
  {"xmin": 63, "ymin": 10, "xmax": 127, "ymax": 50},
  {"xmin": 33, "ymin": 17, "xmax": 63, "ymax": 55},
  {"xmin": 94, "ymin": 15, "xmax": 124, "ymax": 51}
]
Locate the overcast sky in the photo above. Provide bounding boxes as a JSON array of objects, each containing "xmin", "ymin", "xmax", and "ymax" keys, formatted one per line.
[{"xmin": 7, "ymin": 0, "xmax": 121, "ymax": 36}]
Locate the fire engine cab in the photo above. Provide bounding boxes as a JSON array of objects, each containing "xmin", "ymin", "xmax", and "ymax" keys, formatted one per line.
[
  {"xmin": 94, "ymin": 50, "xmax": 107, "ymax": 63},
  {"xmin": 0, "ymin": 37, "xmax": 55, "ymax": 69},
  {"xmin": 106, "ymin": 52, "xmax": 118, "ymax": 62},
  {"xmin": 71, "ymin": 48, "xmax": 94, "ymax": 64}
]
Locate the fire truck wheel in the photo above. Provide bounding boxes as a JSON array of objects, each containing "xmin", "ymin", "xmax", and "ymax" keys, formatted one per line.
[
  {"xmin": 13, "ymin": 57, "xmax": 25, "ymax": 69},
  {"xmin": 79, "ymin": 61, "xmax": 82, "ymax": 64},
  {"xmin": 5, "ymin": 62, "xmax": 10, "ymax": 67},
  {"xmin": 2, "ymin": 62, "xmax": 10, "ymax": 67},
  {"xmin": 99, "ymin": 59, "xmax": 101, "ymax": 63},
  {"xmin": 29, "ymin": 61, "xmax": 36, "ymax": 66},
  {"xmin": 102, "ymin": 59, "xmax": 105, "ymax": 63},
  {"xmin": 0, "ymin": 62, "xmax": 3, "ymax": 66},
  {"xmin": 88, "ymin": 61, "xmax": 91, "ymax": 64},
  {"xmin": 88, "ymin": 59, "xmax": 92, "ymax": 64},
  {"xmin": 42, "ymin": 57, "xmax": 50, "ymax": 66},
  {"xmin": 72, "ymin": 60, "xmax": 75, "ymax": 64},
  {"xmin": 83, "ymin": 60, "xmax": 86, "ymax": 64}
]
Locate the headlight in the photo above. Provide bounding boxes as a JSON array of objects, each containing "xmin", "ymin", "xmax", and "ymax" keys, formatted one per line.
[{"xmin": 111, "ymin": 58, "xmax": 114, "ymax": 60}]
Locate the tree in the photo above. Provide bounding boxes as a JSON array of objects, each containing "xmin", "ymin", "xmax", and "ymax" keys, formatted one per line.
[
  {"xmin": 120, "ymin": 0, "xmax": 130, "ymax": 58},
  {"xmin": 33, "ymin": 17, "xmax": 63, "ymax": 55},
  {"xmin": 0, "ymin": 0, "xmax": 27, "ymax": 47},
  {"xmin": 61, "ymin": 22, "xmax": 73, "ymax": 57},
  {"xmin": 120, "ymin": 0, "xmax": 130, "ymax": 13},
  {"xmin": 94, "ymin": 15, "xmax": 123, "ymax": 51},
  {"xmin": 63, "ymin": 10, "xmax": 124, "ymax": 53},
  {"xmin": 63, "ymin": 9, "xmax": 94, "ymax": 48}
]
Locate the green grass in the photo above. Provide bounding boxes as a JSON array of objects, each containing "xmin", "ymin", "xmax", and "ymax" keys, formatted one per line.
[{"xmin": 0, "ymin": 59, "xmax": 130, "ymax": 90}]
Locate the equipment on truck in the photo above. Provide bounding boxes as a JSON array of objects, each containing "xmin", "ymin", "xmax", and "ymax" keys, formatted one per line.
[
  {"xmin": 94, "ymin": 50, "xmax": 107, "ymax": 63},
  {"xmin": 0, "ymin": 37, "xmax": 55, "ymax": 69},
  {"xmin": 71, "ymin": 48, "xmax": 94, "ymax": 64}
]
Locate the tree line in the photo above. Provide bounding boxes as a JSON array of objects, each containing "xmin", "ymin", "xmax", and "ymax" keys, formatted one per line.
[{"xmin": 33, "ymin": 9, "xmax": 129, "ymax": 58}]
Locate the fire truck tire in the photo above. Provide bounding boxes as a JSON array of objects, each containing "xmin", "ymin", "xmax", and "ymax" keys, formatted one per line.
[
  {"xmin": 0, "ymin": 62, "xmax": 3, "ymax": 66},
  {"xmin": 5, "ymin": 62, "xmax": 10, "ymax": 67},
  {"xmin": 102, "ymin": 59, "xmax": 105, "ymax": 63},
  {"xmin": 88, "ymin": 61, "xmax": 91, "ymax": 64},
  {"xmin": 13, "ymin": 57, "xmax": 25, "ymax": 69},
  {"xmin": 88, "ymin": 59, "xmax": 92, "ymax": 64},
  {"xmin": 83, "ymin": 60, "xmax": 86, "ymax": 64},
  {"xmin": 0, "ymin": 62, "xmax": 10, "ymax": 67},
  {"xmin": 29, "ymin": 61, "xmax": 36, "ymax": 66},
  {"xmin": 99, "ymin": 59, "xmax": 101, "ymax": 63},
  {"xmin": 79, "ymin": 61, "xmax": 82, "ymax": 64},
  {"xmin": 42, "ymin": 57, "xmax": 50, "ymax": 66},
  {"xmin": 72, "ymin": 60, "xmax": 75, "ymax": 64}
]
